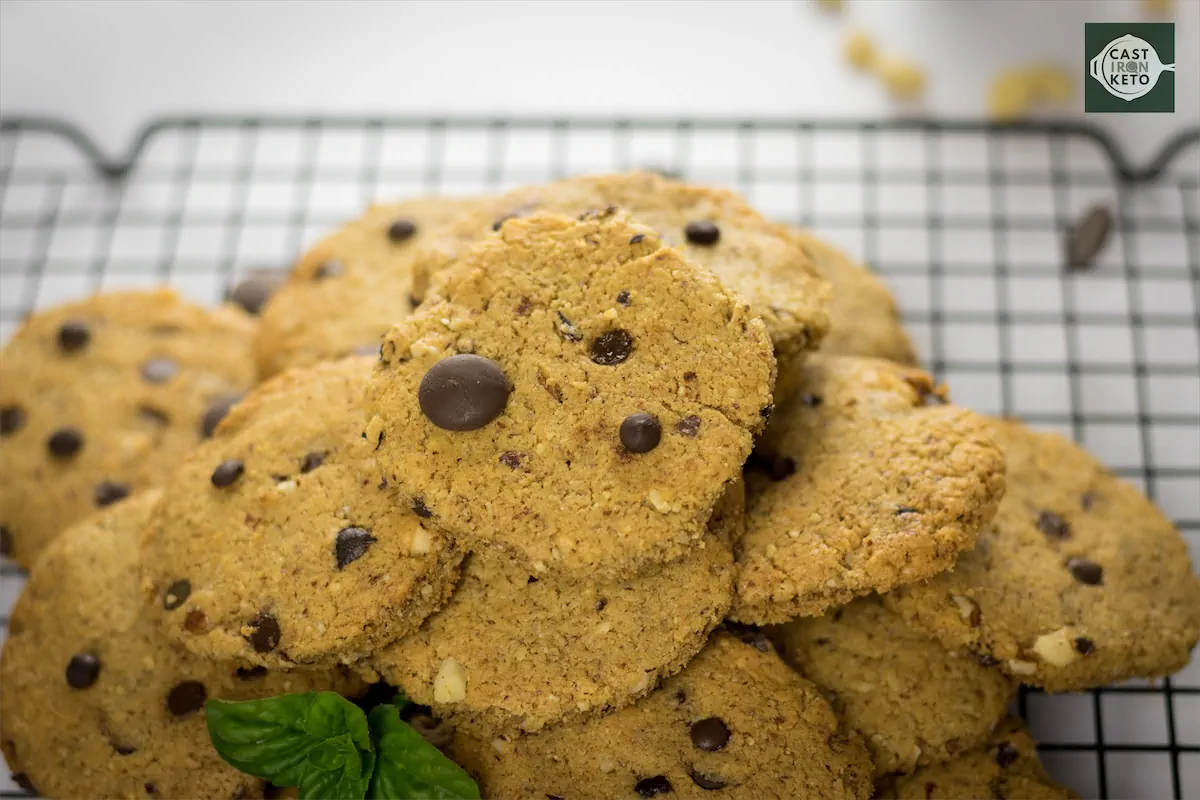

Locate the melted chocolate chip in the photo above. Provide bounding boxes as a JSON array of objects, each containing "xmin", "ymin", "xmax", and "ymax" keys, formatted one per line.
[
  {"xmin": 201, "ymin": 395, "xmax": 241, "ymax": 438},
  {"xmin": 418, "ymin": 354, "xmax": 512, "ymax": 431},
  {"xmin": 635, "ymin": 775, "xmax": 673, "ymax": 797},
  {"xmin": 57, "ymin": 320, "xmax": 90, "ymax": 352},
  {"xmin": 236, "ymin": 665, "xmax": 268, "ymax": 680},
  {"xmin": 313, "ymin": 260, "xmax": 345, "ymax": 280},
  {"xmin": 141, "ymin": 357, "xmax": 179, "ymax": 384},
  {"xmin": 166, "ymin": 681, "xmax": 207, "ymax": 716},
  {"xmin": 335, "ymin": 527, "xmax": 377, "ymax": 569},
  {"xmin": 1036, "ymin": 511, "xmax": 1070, "ymax": 540},
  {"xmin": 1067, "ymin": 557, "xmax": 1104, "ymax": 586},
  {"xmin": 388, "ymin": 218, "xmax": 418, "ymax": 243},
  {"xmin": 246, "ymin": 612, "xmax": 282, "ymax": 653},
  {"xmin": 164, "ymin": 579, "xmax": 191, "ymax": 611},
  {"xmin": 684, "ymin": 220, "xmax": 720, "ymax": 246},
  {"xmin": 211, "ymin": 459, "xmax": 245, "ymax": 488},
  {"xmin": 300, "ymin": 451, "xmax": 326, "ymax": 473},
  {"xmin": 1074, "ymin": 636, "xmax": 1096, "ymax": 655},
  {"xmin": 994, "ymin": 741, "xmax": 1020, "ymax": 768},
  {"xmin": 590, "ymin": 329, "xmax": 634, "ymax": 365},
  {"xmin": 47, "ymin": 427, "xmax": 84, "ymax": 458},
  {"xmin": 690, "ymin": 717, "xmax": 731, "ymax": 751},
  {"xmin": 412, "ymin": 497, "xmax": 433, "ymax": 518},
  {"xmin": 0, "ymin": 405, "xmax": 24, "ymax": 437},
  {"xmin": 689, "ymin": 771, "xmax": 726, "ymax": 791},
  {"xmin": 226, "ymin": 270, "xmax": 286, "ymax": 315},
  {"xmin": 616, "ymin": 290, "xmax": 632, "ymax": 305},
  {"xmin": 500, "ymin": 451, "xmax": 523, "ymax": 469},
  {"xmin": 66, "ymin": 652, "xmax": 101, "ymax": 689},
  {"xmin": 675, "ymin": 415, "xmax": 701, "ymax": 437},
  {"xmin": 94, "ymin": 481, "xmax": 131, "ymax": 507},
  {"xmin": 620, "ymin": 413, "xmax": 661, "ymax": 454}
]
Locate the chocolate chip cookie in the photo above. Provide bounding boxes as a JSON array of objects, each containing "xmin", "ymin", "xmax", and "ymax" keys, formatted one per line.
[
  {"xmin": 0, "ymin": 289, "xmax": 257, "ymax": 569},
  {"xmin": 254, "ymin": 197, "xmax": 486, "ymax": 378},
  {"xmin": 875, "ymin": 717, "xmax": 1078, "ymax": 800},
  {"xmin": 142, "ymin": 357, "xmax": 463, "ymax": 668},
  {"xmin": 773, "ymin": 596, "xmax": 1016, "ymax": 777},
  {"xmin": 0, "ymin": 490, "xmax": 366, "ymax": 800},
  {"xmin": 367, "ymin": 211, "xmax": 776, "ymax": 579},
  {"xmin": 451, "ymin": 632, "xmax": 873, "ymax": 799},
  {"xmin": 732, "ymin": 355, "xmax": 1006, "ymax": 624},
  {"xmin": 407, "ymin": 172, "xmax": 831, "ymax": 367},
  {"xmin": 885, "ymin": 419, "xmax": 1200, "ymax": 690}
]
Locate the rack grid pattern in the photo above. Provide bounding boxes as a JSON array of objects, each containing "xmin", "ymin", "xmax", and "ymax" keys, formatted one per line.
[{"xmin": 0, "ymin": 117, "xmax": 1197, "ymax": 800}]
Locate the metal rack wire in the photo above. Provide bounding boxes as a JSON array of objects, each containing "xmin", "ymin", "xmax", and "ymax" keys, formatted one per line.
[{"xmin": 0, "ymin": 116, "xmax": 1197, "ymax": 800}]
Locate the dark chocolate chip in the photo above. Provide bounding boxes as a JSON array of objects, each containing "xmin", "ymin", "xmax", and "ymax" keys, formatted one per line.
[
  {"xmin": 689, "ymin": 717, "xmax": 731, "ymax": 751},
  {"xmin": 675, "ymin": 415, "xmax": 701, "ymax": 437},
  {"xmin": 140, "ymin": 357, "xmax": 178, "ymax": 384},
  {"xmin": 590, "ymin": 329, "xmax": 634, "ymax": 365},
  {"xmin": 994, "ymin": 741, "xmax": 1020, "ymax": 768},
  {"xmin": 684, "ymin": 220, "xmax": 720, "ymax": 245},
  {"xmin": 300, "ymin": 451, "xmax": 326, "ymax": 473},
  {"xmin": 0, "ymin": 526, "xmax": 11, "ymax": 557},
  {"xmin": 66, "ymin": 652, "xmax": 101, "ymax": 689},
  {"xmin": 409, "ymin": 293, "xmax": 422, "ymax": 309},
  {"xmin": 616, "ymin": 290, "xmax": 631, "ymax": 305},
  {"xmin": 166, "ymin": 680, "xmax": 207, "ymax": 716},
  {"xmin": 211, "ymin": 459, "xmax": 245, "ymax": 488},
  {"xmin": 418, "ymin": 354, "xmax": 512, "ymax": 431},
  {"xmin": 94, "ymin": 481, "xmax": 131, "ymax": 508},
  {"xmin": 226, "ymin": 270, "xmax": 286, "ymax": 315},
  {"xmin": 675, "ymin": 688, "xmax": 688, "ymax": 704},
  {"xmin": 164, "ymin": 579, "xmax": 191, "ymax": 611},
  {"xmin": 314, "ymin": 260, "xmax": 345, "ymax": 280},
  {"xmin": 47, "ymin": 427, "xmax": 84, "ymax": 458},
  {"xmin": 492, "ymin": 214, "xmax": 517, "ymax": 231},
  {"xmin": 388, "ymin": 218, "xmax": 418, "ymax": 243},
  {"xmin": 683, "ymin": 371, "xmax": 696, "ymax": 381},
  {"xmin": 594, "ymin": 598, "xmax": 608, "ymax": 612},
  {"xmin": 112, "ymin": 742, "xmax": 137, "ymax": 756},
  {"xmin": 0, "ymin": 405, "xmax": 24, "ymax": 437},
  {"xmin": 1066, "ymin": 557, "xmax": 1104, "ymax": 585},
  {"xmin": 12, "ymin": 773, "xmax": 38, "ymax": 796},
  {"xmin": 236, "ymin": 665, "xmax": 268, "ymax": 680},
  {"xmin": 335, "ymin": 526, "xmax": 377, "ymax": 569},
  {"xmin": 760, "ymin": 404, "xmax": 773, "ymax": 418},
  {"xmin": 689, "ymin": 771, "xmax": 726, "ymax": 791},
  {"xmin": 629, "ymin": 234, "xmax": 645, "ymax": 245},
  {"xmin": 1080, "ymin": 491, "xmax": 1097, "ymax": 511},
  {"xmin": 1074, "ymin": 636, "xmax": 1096, "ymax": 655},
  {"xmin": 1066, "ymin": 204, "xmax": 1112, "ymax": 270},
  {"xmin": 1036, "ymin": 511, "xmax": 1070, "ymax": 540},
  {"xmin": 412, "ymin": 497, "xmax": 433, "ymax": 518},
  {"xmin": 144, "ymin": 782, "xmax": 159, "ymax": 796},
  {"xmin": 896, "ymin": 505, "xmax": 919, "ymax": 515},
  {"xmin": 500, "ymin": 451, "xmax": 523, "ymax": 469},
  {"xmin": 546, "ymin": 795, "xmax": 565, "ymax": 800},
  {"xmin": 246, "ymin": 612, "xmax": 282, "ymax": 653},
  {"xmin": 57, "ymin": 320, "xmax": 90, "ymax": 352},
  {"xmin": 620, "ymin": 413, "xmax": 661, "ymax": 454},
  {"xmin": 527, "ymin": 576, "xmax": 538, "ymax": 584},
  {"xmin": 201, "ymin": 395, "xmax": 241, "ymax": 438},
  {"xmin": 635, "ymin": 775, "xmax": 673, "ymax": 797}
]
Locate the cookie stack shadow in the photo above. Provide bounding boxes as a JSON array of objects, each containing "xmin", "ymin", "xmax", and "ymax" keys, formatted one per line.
[{"xmin": 1, "ymin": 172, "xmax": 1197, "ymax": 800}]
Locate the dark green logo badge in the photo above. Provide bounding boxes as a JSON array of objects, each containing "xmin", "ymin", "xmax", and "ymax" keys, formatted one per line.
[{"xmin": 1085, "ymin": 23, "xmax": 1175, "ymax": 112}]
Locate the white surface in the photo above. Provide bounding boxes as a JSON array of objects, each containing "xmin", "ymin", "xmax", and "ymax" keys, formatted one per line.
[{"xmin": 1, "ymin": 0, "xmax": 1198, "ymax": 165}]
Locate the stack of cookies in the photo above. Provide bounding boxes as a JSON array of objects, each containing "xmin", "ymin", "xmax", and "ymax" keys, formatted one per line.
[{"xmin": 1, "ymin": 172, "xmax": 1197, "ymax": 800}]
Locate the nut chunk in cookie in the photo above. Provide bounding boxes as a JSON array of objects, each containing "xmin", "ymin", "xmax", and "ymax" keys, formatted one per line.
[
  {"xmin": 367, "ymin": 211, "xmax": 776, "ymax": 579},
  {"xmin": 733, "ymin": 355, "xmax": 1006, "ymax": 624},
  {"xmin": 885, "ymin": 419, "xmax": 1200, "ymax": 691}
]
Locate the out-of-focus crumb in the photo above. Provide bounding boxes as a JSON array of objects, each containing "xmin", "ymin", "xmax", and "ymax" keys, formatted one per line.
[
  {"xmin": 845, "ymin": 30, "xmax": 876, "ymax": 70},
  {"xmin": 878, "ymin": 58, "xmax": 925, "ymax": 100},
  {"xmin": 1027, "ymin": 66, "xmax": 1073, "ymax": 105},
  {"xmin": 1141, "ymin": 0, "xmax": 1174, "ymax": 16},
  {"xmin": 988, "ymin": 73, "xmax": 1032, "ymax": 122},
  {"xmin": 815, "ymin": 0, "xmax": 845, "ymax": 11}
]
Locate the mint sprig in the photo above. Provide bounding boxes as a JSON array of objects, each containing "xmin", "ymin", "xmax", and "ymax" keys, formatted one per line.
[{"xmin": 206, "ymin": 691, "xmax": 478, "ymax": 800}]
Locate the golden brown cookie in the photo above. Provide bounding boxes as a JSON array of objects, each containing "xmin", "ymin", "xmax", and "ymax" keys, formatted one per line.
[
  {"xmin": 885, "ymin": 419, "xmax": 1200, "ymax": 690},
  {"xmin": 773, "ymin": 596, "xmax": 1016, "ymax": 776},
  {"xmin": 452, "ymin": 632, "xmax": 873, "ymax": 799},
  {"xmin": 141, "ymin": 357, "xmax": 463, "ymax": 668},
  {"xmin": 254, "ymin": 197, "xmax": 486, "ymax": 378},
  {"xmin": 732, "ymin": 355, "xmax": 1006, "ymax": 624},
  {"xmin": 0, "ymin": 289, "xmax": 257, "ymax": 569},
  {"xmin": 0, "ymin": 491, "xmax": 366, "ymax": 800},
  {"xmin": 367, "ymin": 210, "xmax": 775, "ymax": 580}
]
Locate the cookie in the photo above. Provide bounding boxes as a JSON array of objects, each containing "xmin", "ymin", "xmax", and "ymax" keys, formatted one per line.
[
  {"xmin": 367, "ymin": 210, "xmax": 775, "ymax": 579},
  {"xmin": 773, "ymin": 596, "xmax": 1016, "ymax": 776},
  {"xmin": 370, "ymin": 530, "xmax": 731, "ymax": 734},
  {"xmin": 875, "ymin": 717, "xmax": 1078, "ymax": 800},
  {"xmin": 0, "ymin": 490, "xmax": 366, "ymax": 800},
  {"xmin": 141, "ymin": 357, "xmax": 463, "ymax": 668},
  {"xmin": 732, "ymin": 355, "xmax": 1006, "ymax": 624},
  {"xmin": 254, "ymin": 197, "xmax": 486, "ymax": 378},
  {"xmin": 451, "ymin": 632, "xmax": 873, "ymax": 799},
  {"xmin": 408, "ymin": 172, "xmax": 831, "ymax": 366},
  {"xmin": 0, "ymin": 288, "xmax": 257, "ymax": 569},
  {"xmin": 885, "ymin": 419, "xmax": 1200, "ymax": 690}
]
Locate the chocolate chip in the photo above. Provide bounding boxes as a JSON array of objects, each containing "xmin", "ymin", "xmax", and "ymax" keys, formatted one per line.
[
  {"xmin": 500, "ymin": 451, "xmax": 523, "ymax": 469},
  {"xmin": 314, "ymin": 260, "xmax": 345, "ymax": 280},
  {"xmin": 388, "ymin": 218, "xmax": 418, "ymax": 243},
  {"xmin": 690, "ymin": 717, "xmax": 731, "ymax": 751},
  {"xmin": 1074, "ymin": 636, "xmax": 1096, "ymax": 655},
  {"xmin": 635, "ymin": 776, "xmax": 673, "ymax": 797},
  {"xmin": 12, "ymin": 773, "xmax": 37, "ymax": 796},
  {"xmin": 527, "ymin": 576, "xmax": 538, "ymax": 583},
  {"xmin": 94, "ymin": 481, "xmax": 131, "ymax": 507},
  {"xmin": 1066, "ymin": 204, "xmax": 1112, "ymax": 270},
  {"xmin": 226, "ymin": 270, "xmax": 286, "ymax": 315},
  {"xmin": 675, "ymin": 415, "xmax": 700, "ymax": 437},
  {"xmin": 300, "ymin": 451, "xmax": 326, "ymax": 473},
  {"xmin": 246, "ymin": 612, "xmax": 281, "ymax": 653},
  {"xmin": 590, "ymin": 329, "xmax": 634, "ymax": 365},
  {"xmin": 1036, "ymin": 511, "xmax": 1070, "ymax": 539},
  {"xmin": 163, "ymin": 579, "xmax": 191, "ymax": 611},
  {"xmin": 418, "ymin": 354, "xmax": 512, "ymax": 431},
  {"xmin": 760, "ymin": 404, "xmax": 773, "ymax": 418},
  {"xmin": 492, "ymin": 214, "xmax": 516, "ymax": 231},
  {"xmin": 412, "ymin": 497, "xmax": 433, "ymax": 518},
  {"xmin": 1067, "ymin": 557, "xmax": 1104, "ymax": 585},
  {"xmin": 515, "ymin": 297, "xmax": 533, "ymax": 316},
  {"xmin": 0, "ymin": 406, "xmax": 24, "ymax": 437},
  {"xmin": 629, "ymin": 234, "xmax": 645, "ymax": 245},
  {"xmin": 616, "ymin": 290, "xmax": 632, "ymax": 305},
  {"xmin": 166, "ymin": 681, "xmax": 207, "ymax": 716},
  {"xmin": 112, "ymin": 742, "xmax": 136, "ymax": 756},
  {"xmin": 140, "ymin": 357, "xmax": 178, "ymax": 384},
  {"xmin": 236, "ymin": 665, "xmax": 268, "ymax": 680},
  {"xmin": 725, "ymin": 621, "xmax": 771, "ymax": 652},
  {"xmin": 896, "ymin": 506, "xmax": 919, "ymax": 515},
  {"xmin": 0, "ymin": 526, "xmax": 11, "ymax": 557},
  {"xmin": 595, "ymin": 598, "xmax": 608, "ymax": 612},
  {"xmin": 684, "ymin": 220, "xmax": 720, "ymax": 245},
  {"xmin": 801, "ymin": 393, "xmax": 823, "ymax": 407},
  {"xmin": 57, "ymin": 320, "xmax": 90, "ymax": 352},
  {"xmin": 976, "ymin": 652, "xmax": 1001, "ymax": 667},
  {"xmin": 409, "ymin": 294, "xmax": 422, "ymax": 309},
  {"xmin": 138, "ymin": 405, "xmax": 170, "ymax": 426},
  {"xmin": 335, "ymin": 527, "xmax": 377, "ymax": 569},
  {"xmin": 683, "ymin": 371, "xmax": 696, "ymax": 382},
  {"xmin": 675, "ymin": 688, "xmax": 688, "ymax": 704},
  {"xmin": 620, "ymin": 413, "xmax": 661, "ymax": 454},
  {"xmin": 211, "ymin": 459, "xmax": 245, "ymax": 488},
  {"xmin": 689, "ymin": 771, "xmax": 726, "ymax": 791},
  {"xmin": 144, "ymin": 782, "xmax": 159, "ymax": 796},
  {"xmin": 994, "ymin": 741, "xmax": 1020, "ymax": 768},
  {"xmin": 201, "ymin": 395, "xmax": 241, "ymax": 438},
  {"xmin": 66, "ymin": 652, "xmax": 101, "ymax": 688},
  {"xmin": 1081, "ymin": 491, "xmax": 1097, "ymax": 511},
  {"xmin": 47, "ymin": 426, "xmax": 83, "ymax": 458}
]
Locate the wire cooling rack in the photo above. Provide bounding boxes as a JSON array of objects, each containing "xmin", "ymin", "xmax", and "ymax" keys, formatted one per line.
[{"xmin": 0, "ymin": 116, "xmax": 1197, "ymax": 800}]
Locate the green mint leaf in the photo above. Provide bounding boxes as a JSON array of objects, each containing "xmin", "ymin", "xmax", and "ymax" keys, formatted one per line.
[{"xmin": 367, "ymin": 705, "xmax": 479, "ymax": 800}]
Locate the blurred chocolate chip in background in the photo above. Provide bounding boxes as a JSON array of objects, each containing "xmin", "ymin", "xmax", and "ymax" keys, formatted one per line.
[
  {"xmin": 226, "ymin": 269, "xmax": 287, "ymax": 315},
  {"xmin": 1065, "ymin": 203, "xmax": 1112, "ymax": 271}
]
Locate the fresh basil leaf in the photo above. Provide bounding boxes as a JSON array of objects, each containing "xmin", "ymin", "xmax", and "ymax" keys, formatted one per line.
[
  {"xmin": 367, "ymin": 705, "xmax": 479, "ymax": 800},
  {"xmin": 305, "ymin": 691, "xmax": 374, "ymax": 753},
  {"xmin": 299, "ymin": 739, "xmax": 375, "ymax": 800}
]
